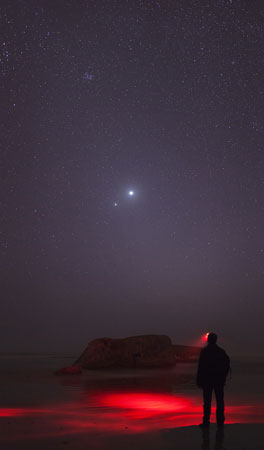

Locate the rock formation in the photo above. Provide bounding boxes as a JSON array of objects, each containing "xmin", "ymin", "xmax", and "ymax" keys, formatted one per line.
[
  {"xmin": 173, "ymin": 344, "xmax": 201, "ymax": 361},
  {"xmin": 55, "ymin": 365, "xmax": 82, "ymax": 375},
  {"xmin": 76, "ymin": 334, "xmax": 176, "ymax": 369}
]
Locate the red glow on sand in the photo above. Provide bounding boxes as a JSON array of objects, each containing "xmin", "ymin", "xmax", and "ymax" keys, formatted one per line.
[
  {"xmin": 1, "ymin": 391, "xmax": 264, "ymax": 443},
  {"xmin": 0, "ymin": 408, "xmax": 25, "ymax": 417},
  {"xmin": 100, "ymin": 392, "xmax": 191, "ymax": 413}
]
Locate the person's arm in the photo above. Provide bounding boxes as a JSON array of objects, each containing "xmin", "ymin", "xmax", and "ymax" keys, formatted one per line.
[
  {"xmin": 225, "ymin": 353, "xmax": 230, "ymax": 378},
  {"xmin": 196, "ymin": 351, "xmax": 204, "ymax": 387}
]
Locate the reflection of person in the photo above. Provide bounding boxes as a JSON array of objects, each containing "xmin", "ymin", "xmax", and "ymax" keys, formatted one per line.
[
  {"xmin": 201, "ymin": 427, "xmax": 225, "ymax": 450},
  {"xmin": 197, "ymin": 333, "xmax": 230, "ymax": 428}
]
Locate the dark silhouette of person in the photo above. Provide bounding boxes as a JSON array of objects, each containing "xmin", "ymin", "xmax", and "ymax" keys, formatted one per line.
[{"xmin": 197, "ymin": 332, "xmax": 230, "ymax": 428}]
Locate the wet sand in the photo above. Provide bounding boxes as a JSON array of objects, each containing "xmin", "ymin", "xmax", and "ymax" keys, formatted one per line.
[
  {"xmin": 1, "ymin": 421, "xmax": 264, "ymax": 450},
  {"xmin": 0, "ymin": 355, "xmax": 264, "ymax": 449}
]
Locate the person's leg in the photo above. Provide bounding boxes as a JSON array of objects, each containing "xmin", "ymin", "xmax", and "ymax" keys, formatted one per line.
[
  {"xmin": 214, "ymin": 383, "xmax": 225, "ymax": 425},
  {"xmin": 203, "ymin": 385, "xmax": 213, "ymax": 424}
]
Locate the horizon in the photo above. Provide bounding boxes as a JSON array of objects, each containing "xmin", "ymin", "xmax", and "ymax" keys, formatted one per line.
[{"xmin": 1, "ymin": 334, "xmax": 264, "ymax": 360}]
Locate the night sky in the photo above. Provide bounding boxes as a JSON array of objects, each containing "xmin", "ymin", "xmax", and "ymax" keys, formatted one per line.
[{"xmin": 1, "ymin": 0, "xmax": 263, "ymax": 355}]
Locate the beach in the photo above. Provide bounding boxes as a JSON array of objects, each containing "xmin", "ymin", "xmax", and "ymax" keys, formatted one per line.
[{"xmin": 0, "ymin": 355, "xmax": 264, "ymax": 449}]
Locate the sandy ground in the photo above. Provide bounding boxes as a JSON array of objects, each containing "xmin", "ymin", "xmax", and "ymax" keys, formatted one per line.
[
  {"xmin": 1, "ymin": 356, "xmax": 264, "ymax": 449},
  {"xmin": 0, "ymin": 422, "xmax": 264, "ymax": 450}
]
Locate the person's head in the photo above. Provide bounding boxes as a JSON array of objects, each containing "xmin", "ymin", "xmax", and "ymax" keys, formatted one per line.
[{"xmin": 207, "ymin": 332, "xmax": 218, "ymax": 345}]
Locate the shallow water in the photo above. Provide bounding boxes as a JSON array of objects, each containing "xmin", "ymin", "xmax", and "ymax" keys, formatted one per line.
[{"xmin": 0, "ymin": 355, "xmax": 264, "ymax": 446}]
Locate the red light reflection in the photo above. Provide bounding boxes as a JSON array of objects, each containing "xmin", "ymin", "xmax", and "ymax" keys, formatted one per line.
[
  {"xmin": 100, "ymin": 392, "xmax": 191, "ymax": 413},
  {"xmin": 1, "ymin": 391, "xmax": 264, "ymax": 443},
  {"xmin": 0, "ymin": 408, "xmax": 25, "ymax": 417}
]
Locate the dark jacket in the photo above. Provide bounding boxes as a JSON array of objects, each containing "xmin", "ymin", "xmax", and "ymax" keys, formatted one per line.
[{"xmin": 196, "ymin": 344, "xmax": 230, "ymax": 387}]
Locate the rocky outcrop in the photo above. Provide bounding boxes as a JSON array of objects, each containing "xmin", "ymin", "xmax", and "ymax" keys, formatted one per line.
[
  {"xmin": 173, "ymin": 344, "xmax": 201, "ymax": 361},
  {"xmin": 55, "ymin": 364, "xmax": 82, "ymax": 375},
  {"xmin": 76, "ymin": 335, "xmax": 176, "ymax": 369}
]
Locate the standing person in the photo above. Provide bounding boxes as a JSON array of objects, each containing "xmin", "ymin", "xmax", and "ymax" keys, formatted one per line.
[{"xmin": 197, "ymin": 332, "xmax": 230, "ymax": 428}]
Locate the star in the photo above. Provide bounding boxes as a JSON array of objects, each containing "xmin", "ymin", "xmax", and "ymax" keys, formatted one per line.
[{"xmin": 128, "ymin": 190, "xmax": 134, "ymax": 196}]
